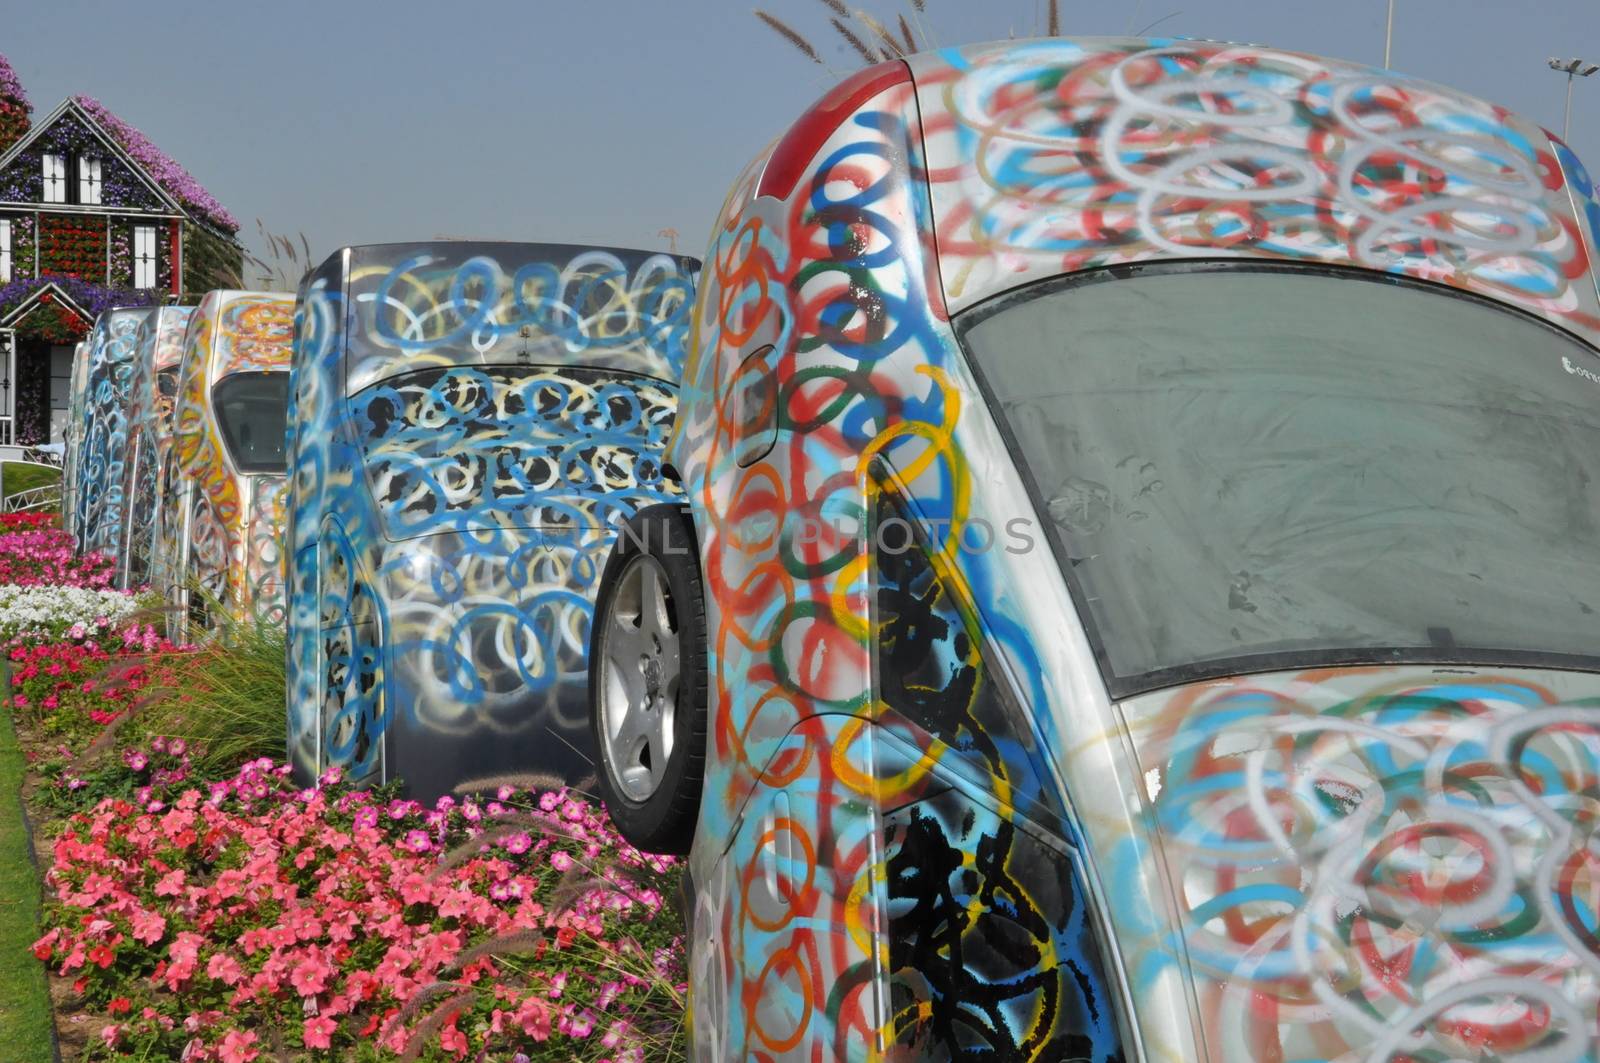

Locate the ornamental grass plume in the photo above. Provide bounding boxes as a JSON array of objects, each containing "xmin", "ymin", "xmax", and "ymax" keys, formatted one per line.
[
  {"xmin": 857, "ymin": 11, "xmax": 906, "ymax": 56},
  {"xmin": 831, "ymin": 17, "xmax": 880, "ymax": 63},
  {"xmin": 395, "ymin": 989, "xmax": 478, "ymax": 1063},
  {"xmin": 450, "ymin": 771, "xmax": 571, "ymax": 800},
  {"xmin": 754, "ymin": 10, "xmax": 822, "ymax": 64}
]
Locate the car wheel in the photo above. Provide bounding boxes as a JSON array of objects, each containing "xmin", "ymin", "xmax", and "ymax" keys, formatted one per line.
[{"xmin": 590, "ymin": 504, "xmax": 706, "ymax": 855}]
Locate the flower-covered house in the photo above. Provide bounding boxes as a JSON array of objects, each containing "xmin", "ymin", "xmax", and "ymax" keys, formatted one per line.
[{"xmin": 0, "ymin": 53, "xmax": 243, "ymax": 446}]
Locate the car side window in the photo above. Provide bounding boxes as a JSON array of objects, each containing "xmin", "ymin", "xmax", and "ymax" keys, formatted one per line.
[
  {"xmin": 882, "ymin": 791, "xmax": 1127, "ymax": 1062},
  {"xmin": 873, "ymin": 485, "xmax": 1126, "ymax": 1061},
  {"xmin": 871, "ymin": 483, "xmax": 1060, "ymax": 820},
  {"xmin": 351, "ymin": 364, "xmax": 677, "ymax": 538}
]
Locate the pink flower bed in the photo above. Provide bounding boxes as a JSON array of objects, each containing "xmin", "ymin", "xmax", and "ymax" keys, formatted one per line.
[
  {"xmin": 9, "ymin": 624, "xmax": 174, "ymax": 723},
  {"xmin": 33, "ymin": 762, "xmax": 684, "ymax": 1061},
  {"xmin": 0, "ymin": 517, "xmax": 115, "ymax": 587}
]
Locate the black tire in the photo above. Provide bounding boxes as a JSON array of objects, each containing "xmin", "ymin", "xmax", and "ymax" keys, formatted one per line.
[{"xmin": 589, "ymin": 503, "xmax": 707, "ymax": 855}]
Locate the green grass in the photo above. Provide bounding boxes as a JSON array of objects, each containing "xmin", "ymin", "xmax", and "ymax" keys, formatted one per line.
[
  {"xmin": 1, "ymin": 462, "xmax": 60, "ymax": 504},
  {"xmin": 0, "ymin": 674, "xmax": 58, "ymax": 1062}
]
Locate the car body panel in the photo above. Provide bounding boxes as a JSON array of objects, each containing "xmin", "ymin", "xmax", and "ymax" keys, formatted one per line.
[
  {"xmin": 61, "ymin": 339, "xmax": 88, "ymax": 539},
  {"xmin": 1099, "ymin": 665, "xmax": 1600, "ymax": 1062},
  {"xmin": 118, "ymin": 305, "xmax": 193, "ymax": 589},
  {"xmin": 158, "ymin": 290, "xmax": 294, "ymax": 626},
  {"xmin": 667, "ymin": 37, "xmax": 1600, "ymax": 1062},
  {"xmin": 286, "ymin": 242, "xmax": 695, "ymax": 800},
  {"xmin": 75, "ymin": 307, "xmax": 155, "ymax": 554}
]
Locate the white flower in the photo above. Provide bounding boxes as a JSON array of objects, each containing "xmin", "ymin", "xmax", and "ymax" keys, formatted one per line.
[{"xmin": 0, "ymin": 585, "xmax": 145, "ymax": 641}]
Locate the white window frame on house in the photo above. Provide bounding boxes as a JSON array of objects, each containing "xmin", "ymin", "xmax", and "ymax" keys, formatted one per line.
[
  {"xmin": 78, "ymin": 157, "xmax": 102, "ymax": 205},
  {"xmin": 0, "ymin": 219, "xmax": 10, "ymax": 284},
  {"xmin": 41, "ymin": 153, "xmax": 67, "ymax": 204},
  {"xmin": 133, "ymin": 225, "xmax": 157, "ymax": 289}
]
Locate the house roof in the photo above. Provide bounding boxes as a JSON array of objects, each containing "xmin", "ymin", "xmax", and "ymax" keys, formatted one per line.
[
  {"xmin": 0, "ymin": 279, "xmax": 92, "ymax": 331},
  {"xmin": 0, "ymin": 95, "xmax": 238, "ymax": 234},
  {"xmin": 0, "ymin": 98, "xmax": 182, "ymax": 217},
  {"xmin": 73, "ymin": 96, "xmax": 238, "ymax": 233}
]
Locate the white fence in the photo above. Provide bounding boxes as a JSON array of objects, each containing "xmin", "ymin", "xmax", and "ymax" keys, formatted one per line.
[{"xmin": 0, "ymin": 458, "xmax": 61, "ymax": 513}]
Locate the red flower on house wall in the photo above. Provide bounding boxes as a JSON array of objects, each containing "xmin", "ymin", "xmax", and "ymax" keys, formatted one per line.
[{"xmin": 39, "ymin": 216, "xmax": 107, "ymax": 281}]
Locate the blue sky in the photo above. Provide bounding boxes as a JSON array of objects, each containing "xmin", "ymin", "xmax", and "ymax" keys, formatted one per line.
[{"xmin": 8, "ymin": 0, "xmax": 1600, "ymax": 282}]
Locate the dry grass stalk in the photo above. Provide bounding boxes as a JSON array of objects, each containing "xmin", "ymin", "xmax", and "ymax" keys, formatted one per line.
[
  {"xmin": 452, "ymin": 930, "xmax": 550, "ymax": 971},
  {"xmin": 755, "ymin": 10, "xmax": 823, "ymax": 64},
  {"xmin": 857, "ymin": 11, "xmax": 905, "ymax": 56},
  {"xmin": 1048, "ymin": 0, "xmax": 1061, "ymax": 35},
  {"xmin": 830, "ymin": 17, "xmax": 879, "ymax": 62},
  {"xmin": 398, "ymin": 989, "xmax": 478, "ymax": 1063},
  {"xmin": 857, "ymin": 11, "xmax": 908, "ymax": 56},
  {"xmin": 378, "ymin": 981, "xmax": 459, "ymax": 1042},
  {"xmin": 449, "ymin": 770, "xmax": 569, "ymax": 798}
]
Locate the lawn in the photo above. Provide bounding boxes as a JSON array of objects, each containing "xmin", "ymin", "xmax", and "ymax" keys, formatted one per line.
[
  {"xmin": 1, "ymin": 462, "xmax": 61, "ymax": 506},
  {"xmin": 0, "ymin": 667, "xmax": 56, "ymax": 1063}
]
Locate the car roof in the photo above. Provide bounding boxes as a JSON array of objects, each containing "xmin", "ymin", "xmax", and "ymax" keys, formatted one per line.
[
  {"xmin": 133, "ymin": 305, "xmax": 195, "ymax": 375},
  {"xmin": 312, "ymin": 241, "xmax": 699, "ymax": 394},
  {"xmin": 904, "ymin": 37, "xmax": 1600, "ymax": 343},
  {"xmin": 186, "ymin": 289, "xmax": 294, "ymax": 381}
]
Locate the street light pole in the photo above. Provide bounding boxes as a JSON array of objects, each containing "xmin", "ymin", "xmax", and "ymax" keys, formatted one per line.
[{"xmin": 1548, "ymin": 57, "xmax": 1600, "ymax": 141}]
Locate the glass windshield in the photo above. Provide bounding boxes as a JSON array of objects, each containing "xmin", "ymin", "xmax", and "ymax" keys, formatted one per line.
[
  {"xmin": 212, "ymin": 372, "xmax": 289, "ymax": 474},
  {"xmin": 960, "ymin": 264, "xmax": 1600, "ymax": 695}
]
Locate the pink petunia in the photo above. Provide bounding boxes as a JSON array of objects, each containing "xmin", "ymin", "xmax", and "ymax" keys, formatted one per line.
[
  {"xmin": 206, "ymin": 952, "xmax": 244, "ymax": 986},
  {"xmin": 302, "ymin": 1015, "xmax": 337, "ymax": 1050},
  {"xmin": 289, "ymin": 953, "xmax": 332, "ymax": 996},
  {"xmin": 439, "ymin": 1016, "xmax": 468, "ymax": 1058},
  {"xmin": 130, "ymin": 907, "xmax": 166, "ymax": 945},
  {"xmin": 218, "ymin": 1028, "xmax": 260, "ymax": 1063},
  {"xmin": 516, "ymin": 996, "xmax": 552, "ymax": 1040}
]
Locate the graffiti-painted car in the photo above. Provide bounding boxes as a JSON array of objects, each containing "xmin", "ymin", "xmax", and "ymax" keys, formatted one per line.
[
  {"xmin": 61, "ymin": 338, "xmax": 88, "ymax": 541},
  {"xmin": 155, "ymin": 290, "xmax": 294, "ymax": 632},
  {"xmin": 117, "ymin": 305, "xmax": 194, "ymax": 589},
  {"xmin": 73, "ymin": 306, "xmax": 155, "ymax": 554},
  {"xmin": 286, "ymin": 242, "xmax": 695, "ymax": 801},
  {"xmin": 588, "ymin": 39, "xmax": 1600, "ymax": 1061}
]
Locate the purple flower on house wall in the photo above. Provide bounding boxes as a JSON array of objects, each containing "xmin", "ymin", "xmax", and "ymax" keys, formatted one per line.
[
  {"xmin": 2, "ymin": 212, "xmax": 37, "ymax": 276},
  {"xmin": 0, "ymin": 274, "xmax": 159, "ymax": 323},
  {"xmin": 108, "ymin": 223, "xmax": 131, "ymax": 287},
  {"xmin": 73, "ymin": 97, "xmax": 237, "ymax": 233}
]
